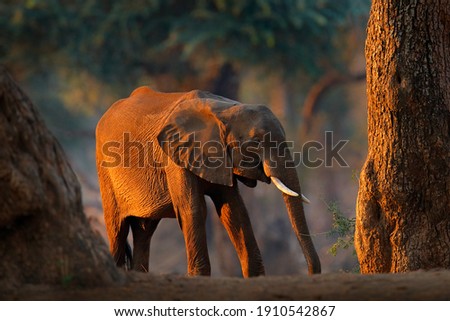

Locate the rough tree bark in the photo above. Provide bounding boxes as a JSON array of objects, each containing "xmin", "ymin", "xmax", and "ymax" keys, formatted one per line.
[
  {"xmin": 356, "ymin": 1, "xmax": 450, "ymax": 273},
  {"xmin": 0, "ymin": 67, "xmax": 122, "ymax": 290}
]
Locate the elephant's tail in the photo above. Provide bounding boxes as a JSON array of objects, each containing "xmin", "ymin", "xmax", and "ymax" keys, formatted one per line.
[{"xmin": 125, "ymin": 241, "xmax": 133, "ymax": 270}]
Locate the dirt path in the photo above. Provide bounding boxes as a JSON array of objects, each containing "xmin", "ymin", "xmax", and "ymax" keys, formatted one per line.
[{"xmin": 3, "ymin": 270, "xmax": 449, "ymax": 300}]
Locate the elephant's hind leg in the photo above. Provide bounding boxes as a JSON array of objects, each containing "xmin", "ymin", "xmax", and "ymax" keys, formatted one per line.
[
  {"xmin": 106, "ymin": 217, "xmax": 131, "ymax": 268},
  {"xmin": 129, "ymin": 217, "xmax": 160, "ymax": 272},
  {"xmin": 98, "ymin": 170, "xmax": 131, "ymax": 268}
]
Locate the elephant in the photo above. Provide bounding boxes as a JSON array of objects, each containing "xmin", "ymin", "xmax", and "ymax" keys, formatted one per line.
[{"xmin": 96, "ymin": 86, "xmax": 321, "ymax": 277}]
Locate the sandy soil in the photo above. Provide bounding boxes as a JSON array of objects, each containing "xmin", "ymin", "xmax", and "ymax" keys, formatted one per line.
[{"xmin": 2, "ymin": 269, "xmax": 449, "ymax": 301}]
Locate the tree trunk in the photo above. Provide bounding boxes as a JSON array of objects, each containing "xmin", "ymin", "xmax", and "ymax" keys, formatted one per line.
[
  {"xmin": 269, "ymin": 74, "xmax": 289, "ymax": 122},
  {"xmin": 0, "ymin": 67, "xmax": 122, "ymax": 290},
  {"xmin": 355, "ymin": 1, "xmax": 450, "ymax": 273},
  {"xmin": 210, "ymin": 63, "xmax": 243, "ymax": 276}
]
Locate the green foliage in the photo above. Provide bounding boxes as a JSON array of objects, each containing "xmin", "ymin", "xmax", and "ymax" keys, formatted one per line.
[
  {"xmin": 0, "ymin": 0, "xmax": 370, "ymax": 135},
  {"xmin": 1, "ymin": 0, "xmax": 370, "ymax": 81},
  {"xmin": 327, "ymin": 201, "xmax": 356, "ymax": 256}
]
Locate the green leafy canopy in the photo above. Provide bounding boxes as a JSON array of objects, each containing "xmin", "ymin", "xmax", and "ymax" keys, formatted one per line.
[{"xmin": 1, "ymin": 0, "xmax": 370, "ymax": 80}]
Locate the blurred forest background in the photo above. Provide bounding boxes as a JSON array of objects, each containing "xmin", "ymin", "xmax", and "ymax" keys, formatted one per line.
[{"xmin": 1, "ymin": 0, "xmax": 371, "ymax": 275}]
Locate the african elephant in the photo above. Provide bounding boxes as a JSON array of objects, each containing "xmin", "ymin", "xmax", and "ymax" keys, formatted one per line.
[{"xmin": 96, "ymin": 86, "xmax": 321, "ymax": 277}]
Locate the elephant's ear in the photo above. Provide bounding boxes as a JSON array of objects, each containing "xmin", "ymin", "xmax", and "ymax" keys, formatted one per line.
[{"xmin": 157, "ymin": 99, "xmax": 233, "ymax": 187}]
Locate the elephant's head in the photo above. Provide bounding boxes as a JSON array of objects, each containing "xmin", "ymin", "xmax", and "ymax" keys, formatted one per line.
[{"xmin": 158, "ymin": 94, "xmax": 321, "ymax": 274}]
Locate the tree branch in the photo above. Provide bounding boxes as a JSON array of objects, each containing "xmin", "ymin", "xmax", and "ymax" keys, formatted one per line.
[{"xmin": 302, "ymin": 71, "xmax": 366, "ymax": 135}]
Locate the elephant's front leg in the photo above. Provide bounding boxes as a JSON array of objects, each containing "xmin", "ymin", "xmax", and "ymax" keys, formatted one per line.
[
  {"xmin": 211, "ymin": 185, "xmax": 265, "ymax": 277},
  {"xmin": 166, "ymin": 166, "xmax": 211, "ymax": 276}
]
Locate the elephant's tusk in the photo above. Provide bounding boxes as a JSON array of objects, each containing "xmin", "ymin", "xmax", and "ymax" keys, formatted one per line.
[
  {"xmin": 270, "ymin": 176, "xmax": 311, "ymax": 203},
  {"xmin": 301, "ymin": 194, "xmax": 311, "ymax": 204},
  {"xmin": 270, "ymin": 176, "xmax": 297, "ymax": 196}
]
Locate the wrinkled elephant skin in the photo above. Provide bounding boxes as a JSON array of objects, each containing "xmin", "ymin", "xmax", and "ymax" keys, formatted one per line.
[{"xmin": 96, "ymin": 87, "xmax": 321, "ymax": 277}]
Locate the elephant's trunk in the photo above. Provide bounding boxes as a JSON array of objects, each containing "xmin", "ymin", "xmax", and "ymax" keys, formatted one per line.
[{"xmin": 263, "ymin": 161, "xmax": 321, "ymax": 274}]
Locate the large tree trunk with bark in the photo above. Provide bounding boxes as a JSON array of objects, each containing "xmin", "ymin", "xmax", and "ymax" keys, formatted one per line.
[
  {"xmin": 356, "ymin": 1, "xmax": 450, "ymax": 273},
  {"xmin": 0, "ymin": 67, "xmax": 122, "ymax": 290}
]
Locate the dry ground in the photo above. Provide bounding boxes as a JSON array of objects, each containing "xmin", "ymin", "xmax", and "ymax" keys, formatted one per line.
[{"xmin": 2, "ymin": 270, "xmax": 449, "ymax": 301}]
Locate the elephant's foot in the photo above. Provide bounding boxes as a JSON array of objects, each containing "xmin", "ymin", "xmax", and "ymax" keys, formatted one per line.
[
  {"xmin": 243, "ymin": 259, "xmax": 265, "ymax": 277},
  {"xmin": 187, "ymin": 261, "xmax": 211, "ymax": 277},
  {"xmin": 131, "ymin": 260, "xmax": 149, "ymax": 272}
]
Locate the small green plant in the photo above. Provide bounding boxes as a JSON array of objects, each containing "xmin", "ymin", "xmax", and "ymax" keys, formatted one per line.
[
  {"xmin": 327, "ymin": 202, "xmax": 356, "ymax": 256},
  {"xmin": 58, "ymin": 255, "xmax": 74, "ymax": 287},
  {"xmin": 351, "ymin": 169, "xmax": 360, "ymax": 183}
]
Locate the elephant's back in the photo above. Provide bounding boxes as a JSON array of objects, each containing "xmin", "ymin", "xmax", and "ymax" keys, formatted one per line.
[
  {"xmin": 98, "ymin": 88, "xmax": 177, "ymax": 137},
  {"xmin": 96, "ymin": 87, "xmax": 210, "ymax": 139}
]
